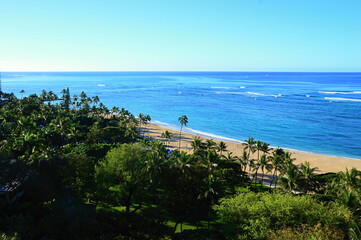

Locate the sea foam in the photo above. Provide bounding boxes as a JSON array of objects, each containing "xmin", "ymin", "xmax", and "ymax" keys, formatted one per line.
[
  {"xmin": 319, "ymin": 91, "xmax": 361, "ymax": 94},
  {"xmin": 210, "ymin": 86, "xmax": 246, "ymax": 89},
  {"xmin": 247, "ymin": 92, "xmax": 282, "ymax": 97},
  {"xmin": 325, "ymin": 97, "xmax": 361, "ymax": 102}
]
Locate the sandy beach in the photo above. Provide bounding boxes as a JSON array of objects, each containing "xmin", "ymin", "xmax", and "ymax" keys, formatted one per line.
[{"xmin": 144, "ymin": 123, "xmax": 361, "ymax": 174}]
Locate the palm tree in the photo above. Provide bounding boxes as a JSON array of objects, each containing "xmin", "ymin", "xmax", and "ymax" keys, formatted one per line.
[
  {"xmin": 243, "ymin": 137, "xmax": 256, "ymax": 161},
  {"xmin": 280, "ymin": 151, "xmax": 295, "ymax": 173},
  {"xmin": 144, "ymin": 114, "xmax": 151, "ymax": 136},
  {"xmin": 61, "ymin": 88, "xmax": 71, "ymax": 109},
  {"xmin": 40, "ymin": 90, "xmax": 47, "ymax": 101},
  {"xmin": 205, "ymin": 139, "xmax": 216, "ymax": 150},
  {"xmin": 255, "ymin": 140, "xmax": 263, "ymax": 160},
  {"xmin": 190, "ymin": 136, "xmax": 203, "ymax": 151},
  {"xmin": 92, "ymin": 95, "xmax": 100, "ymax": 106},
  {"xmin": 138, "ymin": 113, "xmax": 145, "ymax": 135},
  {"xmin": 261, "ymin": 142, "xmax": 270, "ymax": 155},
  {"xmin": 125, "ymin": 125, "xmax": 138, "ymax": 141},
  {"xmin": 178, "ymin": 115, "xmax": 188, "ymax": 150},
  {"xmin": 336, "ymin": 168, "xmax": 361, "ymax": 192},
  {"xmin": 222, "ymin": 151, "xmax": 239, "ymax": 162},
  {"xmin": 138, "ymin": 113, "xmax": 151, "ymax": 137},
  {"xmin": 20, "ymin": 90, "xmax": 25, "ymax": 99},
  {"xmin": 251, "ymin": 159, "xmax": 260, "ymax": 184},
  {"xmin": 72, "ymin": 94, "xmax": 79, "ymax": 108},
  {"xmin": 161, "ymin": 130, "xmax": 173, "ymax": 148},
  {"xmin": 174, "ymin": 151, "xmax": 192, "ymax": 174},
  {"xmin": 268, "ymin": 150, "xmax": 284, "ymax": 187},
  {"xmin": 299, "ymin": 161, "xmax": 317, "ymax": 193},
  {"xmin": 216, "ymin": 141, "xmax": 227, "ymax": 157},
  {"xmin": 112, "ymin": 106, "xmax": 120, "ymax": 114},
  {"xmin": 327, "ymin": 168, "xmax": 361, "ymax": 209},
  {"xmin": 201, "ymin": 150, "xmax": 220, "ymax": 229},
  {"xmin": 145, "ymin": 141, "xmax": 165, "ymax": 184},
  {"xmin": 258, "ymin": 154, "xmax": 273, "ymax": 185},
  {"xmin": 277, "ymin": 163, "xmax": 300, "ymax": 192},
  {"xmin": 240, "ymin": 150, "xmax": 249, "ymax": 173}
]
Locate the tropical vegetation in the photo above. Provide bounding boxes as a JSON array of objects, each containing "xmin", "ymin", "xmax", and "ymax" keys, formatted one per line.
[{"xmin": 0, "ymin": 90, "xmax": 360, "ymax": 239}]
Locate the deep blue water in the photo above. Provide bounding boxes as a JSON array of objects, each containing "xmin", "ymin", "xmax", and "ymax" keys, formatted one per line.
[{"xmin": 2, "ymin": 71, "xmax": 361, "ymax": 159}]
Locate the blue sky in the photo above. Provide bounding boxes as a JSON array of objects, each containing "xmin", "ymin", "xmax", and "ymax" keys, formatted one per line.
[{"xmin": 0, "ymin": 0, "xmax": 360, "ymax": 71}]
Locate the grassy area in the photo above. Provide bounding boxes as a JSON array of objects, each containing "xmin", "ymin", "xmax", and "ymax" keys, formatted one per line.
[{"xmin": 95, "ymin": 201, "xmax": 221, "ymax": 233}]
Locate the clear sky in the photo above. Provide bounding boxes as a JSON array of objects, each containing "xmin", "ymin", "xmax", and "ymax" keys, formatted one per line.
[{"xmin": 0, "ymin": 0, "xmax": 360, "ymax": 72}]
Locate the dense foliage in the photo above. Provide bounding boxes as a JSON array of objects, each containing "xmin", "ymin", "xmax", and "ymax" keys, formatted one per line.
[
  {"xmin": 0, "ymin": 90, "xmax": 360, "ymax": 239},
  {"xmin": 215, "ymin": 192, "xmax": 351, "ymax": 239}
]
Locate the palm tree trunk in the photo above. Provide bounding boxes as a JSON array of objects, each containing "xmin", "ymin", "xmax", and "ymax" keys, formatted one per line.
[
  {"xmin": 173, "ymin": 222, "xmax": 180, "ymax": 233},
  {"xmin": 270, "ymin": 168, "xmax": 278, "ymax": 188},
  {"xmin": 252, "ymin": 169, "xmax": 259, "ymax": 184},
  {"xmin": 179, "ymin": 126, "xmax": 183, "ymax": 149}
]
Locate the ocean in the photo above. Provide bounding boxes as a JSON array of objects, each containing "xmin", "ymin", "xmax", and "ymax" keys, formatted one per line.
[{"xmin": 2, "ymin": 71, "xmax": 361, "ymax": 159}]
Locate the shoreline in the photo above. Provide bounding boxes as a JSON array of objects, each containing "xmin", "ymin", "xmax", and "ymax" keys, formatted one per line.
[
  {"xmin": 151, "ymin": 120, "xmax": 361, "ymax": 161},
  {"xmin": 146, "ymin": 121, "xmax": 361, "ymax": 174}
]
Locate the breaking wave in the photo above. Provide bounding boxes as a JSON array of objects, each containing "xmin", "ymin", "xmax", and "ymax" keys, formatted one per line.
[
  {"xmin": 319, "ymin": 91, "xmax": 361, "ymax": 94},
  {"xmin": 247, "ymin": 92, "xmax": 282, "ymax": 97},
  {"xmin": 325, "ymin": 97, "xmax": 361, "ymax": 102}
]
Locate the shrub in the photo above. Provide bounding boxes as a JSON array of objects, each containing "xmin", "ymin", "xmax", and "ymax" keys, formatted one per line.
[{"xmin": 214, "ymin": 192, "xmax": 352, "ymax": 240}]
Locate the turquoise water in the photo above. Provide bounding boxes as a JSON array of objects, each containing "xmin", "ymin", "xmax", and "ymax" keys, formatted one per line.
[{"xmin": 2, "ymin": 71, "xmax": 361, "ymax": 159}]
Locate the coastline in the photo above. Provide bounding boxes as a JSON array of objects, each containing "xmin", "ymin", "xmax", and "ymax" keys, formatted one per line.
[{"xmin": 146, "ymin": 121, "xmax": 361, "ymax": 174}]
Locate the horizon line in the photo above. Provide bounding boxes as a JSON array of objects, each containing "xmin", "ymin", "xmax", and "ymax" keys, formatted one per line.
[{"xmin": 1, "ymin": 70, "xmax": 361, "ymax": 73}]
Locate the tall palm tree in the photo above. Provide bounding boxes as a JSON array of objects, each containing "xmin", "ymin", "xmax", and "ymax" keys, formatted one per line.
[
  {"xmin": 268, "ymin": 150, "xmax": 284, "ymax": 187},
  {"xmin": 255, "ymin": 140, "xmax": 263, "ymax": 160},
  {"xmin": 143, "ymin": 114, "xmax": 151, "ymax": 136},
  {"xmin": 201, "ymin": 149, "xmax": 220, "ymax": 229},
  {"xmin": 178, "ymin": 115, "xmax": 188, "ymax": 150},
  {"xmin": 240, "ymin": 150, "xmax": 249, "ymax": 173},
  {"xmin": 138, "ymin": 113, "xmax": 145, "ymax": 135},
  {"xmin": 92, "ymin": 95, "xmax": 100, "ymax": 107},
  {"xmin": 243, "ymin": 137, "xmax": 256, "ymax": 161},
  {"xmin": 72, "ymin": 94, "xmax": 79, "ymax": 108},
  {"xmin": 251, "ymin": 159, "xmax": 260, "ymax": 184},
  {"xmin": 261, "ymin": 142, "xmax": 270, "ymax": 155}
]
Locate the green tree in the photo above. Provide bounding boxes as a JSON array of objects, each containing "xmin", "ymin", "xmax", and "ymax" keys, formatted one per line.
[
  {"xmin": 216, "ymin": 141, "xmax": 227, "ymax": 157},
  {"xmin": 161, "ymin": 130, "xmax": 173, "ymax": 149},
  {"xmin": 277, "ymin": 163, "xmax": 300, "ymax": 192},
  {"xmin": 215, "ymin": 192, "xmax": 352, "ymax": 240},
  {"xmin": 299, "ymin": 161, "xmax": 317, "ymax": 193},
  {"xmin": 243, "ymin": 137, "xmax": 255, "ymax": 157},
  {"xmin": 190, "ymin": 136, "xmax": 204, "ymax": 152},
  {"xmin": 268, "ymin": 148, "xmax": 284, "ymax": 188},
  {"xmin": 327, "ymin": 168, "xmax": 361, "ymax": 210},
  {"xmin": 95, "ymin": 144, "xmax": 151, "ymax": 213},
  {"xmin": 258, "ymin": 154, "xmax": 273, "ymax": 185},
  {"xmin": 178, "ymin": 115, "xmax": 188, "ymax": 150}
]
